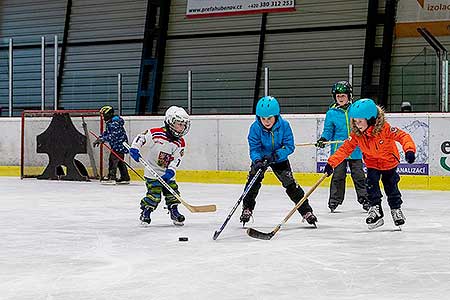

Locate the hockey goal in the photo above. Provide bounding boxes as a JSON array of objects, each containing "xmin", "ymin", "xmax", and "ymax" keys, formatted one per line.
[{"xmin": 21, "ymin": 109, "xmax": 107, "ymax": 180}]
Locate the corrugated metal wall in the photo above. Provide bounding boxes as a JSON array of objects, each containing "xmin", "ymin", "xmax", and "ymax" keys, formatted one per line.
[
  {"xmin": 0, "ymin": 0, "xmax": 66, "ymax": 116},
  {"xmin": 60, "ymin": 0, "xmax": 147, "ymax": 115},
  {"xmin": 159, "ymin": 0, "xmax": 368, "ymax": 114}
]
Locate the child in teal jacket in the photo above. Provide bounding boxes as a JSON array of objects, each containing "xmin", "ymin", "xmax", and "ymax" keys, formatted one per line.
[{"xmin": 317, "ymin": 81, "xmax": 369, "ymax": 212}]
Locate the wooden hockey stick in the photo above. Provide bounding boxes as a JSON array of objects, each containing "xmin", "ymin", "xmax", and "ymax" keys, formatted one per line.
[
  {"xmin": 89, "ymin": 131, "xmax": 145, "ymax": 181},
  {"xmin": 295, "ymin": 140, "xmax": 345, "ymax": 147},
  {"xmin": 123, "ymin": 142, "xmax": 216, "ymax": 213},
  {"xmin": 247, "ymin": 173, "xmax": 328, "ymax": 240}
]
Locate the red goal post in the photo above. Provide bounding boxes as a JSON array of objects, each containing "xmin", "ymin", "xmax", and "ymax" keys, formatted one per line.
[{"xmin": 20, "ymin": 109, "xmax": 106, "ymax": 180}]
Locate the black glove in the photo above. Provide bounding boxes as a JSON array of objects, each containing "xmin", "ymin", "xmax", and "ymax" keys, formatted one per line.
[
  {"xmin": 316, "ymin": 137, "xmax": 327, "ymax": 148},
  {"xmin": 405, "ymin": 151, "xmax": 415, "ymax": 164},
  {"xmin": 254, "ymin": 159, "xmax": 268, "ymax": 172},
  {"xmin": 92, "ymin": 137, "xmax": 104, "ymax": 147},
  {"xmin": 324, "ymin": 163, "xmax": 333, "ymax": 177},
  {"xmin": 263, "ymin": 153, "xmax": 278, "ymax": 165}
]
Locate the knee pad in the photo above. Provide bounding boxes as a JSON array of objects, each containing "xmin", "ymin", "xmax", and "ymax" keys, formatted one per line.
[{"xmin": 286, "ymin": 183, "xmax": 305, "ymax": 202}]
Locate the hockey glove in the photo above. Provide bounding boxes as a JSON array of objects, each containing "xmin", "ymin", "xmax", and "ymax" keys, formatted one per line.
[
  {"xmin": 254, "ymin": 159, "xmax": 268, "ymax": 172},
  {"xmin": 263, "ymin": 153, "xmax": 278, "ymax": 165},
  {"xmin": 405, "ymin": 151, "xmax": 415, "ymax": 164},
  {"xmin": 161, "ymin": 169, "xmax": 175, "ymax": 183},
  {"xmin": 92, "ymin": 137, "xmax": 104, "ymax": 147},
  {"xmin": 324, "ymin": 163, "xmax": 334, "ymax": 177},
  {"xmin": 129, "ymin": 147, "xmax": 141, "ymax": 162},
  {"xmin": 315, "ymin": 137, "xmax": 327, "ymax": 148}
]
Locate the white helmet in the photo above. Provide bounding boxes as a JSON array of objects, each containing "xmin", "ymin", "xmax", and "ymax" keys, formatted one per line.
[{"xmin": 164, "ymin": 106, "xmax": 191, "ymax": 138}]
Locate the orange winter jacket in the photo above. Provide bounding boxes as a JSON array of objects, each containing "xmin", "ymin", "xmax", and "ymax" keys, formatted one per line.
[{"xmin": 328, "ymin": 107, "xmax": 416, "ymax": 171}]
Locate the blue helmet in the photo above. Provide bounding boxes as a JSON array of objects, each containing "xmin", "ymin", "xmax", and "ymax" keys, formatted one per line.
[
  {"xmin": 349, "ymin": 98, "xmax": 378, "ymax": 119},
  {"xmin": 256, "ymin": 96, "xmax": 280, "ymax": 117}
]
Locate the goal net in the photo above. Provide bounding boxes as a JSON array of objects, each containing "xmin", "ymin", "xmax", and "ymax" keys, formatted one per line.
[{"xmin": 21, "ymin": 109, "xmax": 107, "ymax": 180}]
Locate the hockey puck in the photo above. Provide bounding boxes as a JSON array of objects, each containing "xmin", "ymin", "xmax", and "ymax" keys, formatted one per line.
[{"xmin": 178, "ymin": 237, "xmax": 188, "ymax": 242}]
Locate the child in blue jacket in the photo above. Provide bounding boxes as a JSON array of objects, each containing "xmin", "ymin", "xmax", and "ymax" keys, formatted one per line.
[
  {"xmin": 240, "ymin": 96, "xmax": 317, "ymax": 227},
  {"xmin": 316, "ymin": 81, "xmax": 369, "ymax": 212},
  {"xmin": 93, "ymin": 105, "xmax": 130, "ymax": 184}
]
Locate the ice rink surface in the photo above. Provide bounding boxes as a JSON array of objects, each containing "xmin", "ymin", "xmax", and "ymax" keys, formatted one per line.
[{"xmin": 1, "ymin": 177, "xmax": 450, "ymax": 300}]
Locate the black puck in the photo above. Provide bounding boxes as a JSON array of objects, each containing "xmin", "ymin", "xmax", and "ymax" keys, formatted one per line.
[{"xmin": 178, "ymin": 237, "xmax": 188, "ymax": 242}]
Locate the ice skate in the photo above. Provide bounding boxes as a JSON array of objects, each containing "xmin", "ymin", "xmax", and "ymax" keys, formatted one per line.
[
  {"xmin": 168, "ymin": 204, "xmax": 185, "ymax": 226},
  {"xmin": 302, "ymin": 211, "xmax": 318, "ymax": 228},
  {"xmin": 366, "ymin": 204, "xmax": 384, "ymax": 230},
  {"xmin": 328, "ymin": 204, "xmax": 338, "ymax": 213},
  {"xmin": 101, "ymin": 176, "xmax": 116, "ymax": 185},
  {"xmin": 116, "ymin": 178, "xmax": 130, "ymax": 185},
  {"xmin": 391, "ymin": 208, "xmax": 406, "ymax": 227},
  {"xmin": 140, "ymin": 204, "xmax": 152, "ymax": 225},
  {"xmin": 240, "ymin": 208, "xmax": 253, "ymax": 226}
]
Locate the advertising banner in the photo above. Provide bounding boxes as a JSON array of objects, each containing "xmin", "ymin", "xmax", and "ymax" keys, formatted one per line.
[
  {"xmin": 186, "ymin": 0, "xmax": 295, "ymax": 18},
  {"xmin": 396, "ymin": 0, "xmax": 450, "ymax": 37},
  {"xmin": 316, "ymin": 116, "xmax": 430, "ymax": 175}
]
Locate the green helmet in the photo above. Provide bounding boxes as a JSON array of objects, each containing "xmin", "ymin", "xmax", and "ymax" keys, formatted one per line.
[{"xmin": 332, "ymin": 81, "xmax": 353, "ymax": 101}]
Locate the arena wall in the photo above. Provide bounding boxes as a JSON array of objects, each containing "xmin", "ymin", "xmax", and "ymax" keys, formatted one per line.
[{"xmin": 1, "ymin": 113, "xmax": 449, "ymax": 189}]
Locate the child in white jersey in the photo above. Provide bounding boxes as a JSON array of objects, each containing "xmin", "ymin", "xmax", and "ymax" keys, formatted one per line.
[{"xmin": 129, "ymin": 106, "xmax": 190, "ymax": 226}]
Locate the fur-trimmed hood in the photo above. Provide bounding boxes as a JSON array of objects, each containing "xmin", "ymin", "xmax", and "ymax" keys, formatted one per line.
[{"xmin": 351, "ymin": 105, "xmax": 385, "ymax": 136}]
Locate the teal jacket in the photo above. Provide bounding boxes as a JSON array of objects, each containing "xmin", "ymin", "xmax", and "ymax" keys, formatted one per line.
[{"xmin": 320, "ymin": 102, "xmax": 362, "ymax": 160}]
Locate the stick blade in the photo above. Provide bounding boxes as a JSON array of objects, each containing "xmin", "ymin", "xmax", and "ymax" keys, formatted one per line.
[
  {"xmin": 187, "ymin": 204, "xmax": 217, "ymax": 213},
  {"xmin": 246, "ymin": 228, "xmax": 274, "ymax": 240},
  {"xmin": 212, "ymin": 230, "xmax": 220, "ymax": 240}
]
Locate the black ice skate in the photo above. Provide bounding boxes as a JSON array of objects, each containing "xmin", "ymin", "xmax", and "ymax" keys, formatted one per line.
[
  {"xmin": 302, "ymin": 211, "xmax": 318, "ymax": 227},
  {"xmin": 329, "ymin": 204, "xmax": 338, "ymax": 213},
  {"xmin": 101, "ymin": 176, "xmax": 116, "ymax": 185},
  {"xmin": 240, "ymin": 208, "xmax": 253, "ymax": 226},
  {"xmin": 366, "ymin": 204, "xmax": 384, "ymax": 230},
  {"xmin": 391, "ymin": 208, "xmax": 406, "ymax": 227},
  {"xmin": 168, "ymin": 204, "xmax": 185, "ymax": 226},
  {"xmin": 140, "ymin": 205, "xmax": 152, "ymax": 225}
]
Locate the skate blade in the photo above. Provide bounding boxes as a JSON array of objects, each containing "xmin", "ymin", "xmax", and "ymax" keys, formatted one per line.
[
  {"xmin": 101, "ymin": 181, "xmax": 116, "ymax": 185},
  {"xmin": 173, "ymin": 220, "xmax": 184, "ymax": 226},
  {"xmin": 368, "ymin": 218, "xmax": 384, "ymax": 230}
]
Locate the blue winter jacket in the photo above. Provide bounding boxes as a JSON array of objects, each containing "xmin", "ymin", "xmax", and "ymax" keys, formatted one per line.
[
  {"xmin": 248, "ymin": 115, "xmax": 295, "ymax": 163},
  {"xmin": 321, "ymin": 102, "xmax": 362, "ymax": 159},
  {"xmin": 100, "ymin": 116, "xmax": 129, "ymax": 154}
]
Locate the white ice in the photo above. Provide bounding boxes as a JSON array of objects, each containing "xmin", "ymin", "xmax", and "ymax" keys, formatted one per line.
[{"xmin": 1, "ymin": 177, "xmax": 450, "ymax": 300}]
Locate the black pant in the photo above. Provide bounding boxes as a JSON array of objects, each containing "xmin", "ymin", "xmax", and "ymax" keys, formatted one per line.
[
  {"xmin": 366, "ymin": 167, "xmax": 402, "ymax": 209},
  {"xmin": 329, "ymin": 159, "xmax": 368, "ymax": 208},
  {"xmin": 108, "ymin": 152, "xmax": 130, "ymax": 181},
  {"xmin": 242, "ymin": 160, "xmax": 313, "ymax": 216}
]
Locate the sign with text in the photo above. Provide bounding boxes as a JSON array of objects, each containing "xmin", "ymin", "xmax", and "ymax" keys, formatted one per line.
[{"xmin": 186, "ymin": 0, "xmax": 295, "ymax": 18}]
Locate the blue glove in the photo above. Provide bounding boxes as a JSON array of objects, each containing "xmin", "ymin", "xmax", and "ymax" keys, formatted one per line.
[
  {"xmin": 405, "ymin": 151, "xmax": 415, "ymax": 164},
  {"xmin": 112, "ymin": 116, "xmax": 120, "ymax": 122},
  {"xmin": 324, "ymin": 163, "xmax": 333, "ymax": 177},
  {"xmin": 129, "ymin": 148, "xmax": 141, "ymax": 162},
  {"xmin": 161, "ymin": 169, "xmax": 175, "ymax": 182}
]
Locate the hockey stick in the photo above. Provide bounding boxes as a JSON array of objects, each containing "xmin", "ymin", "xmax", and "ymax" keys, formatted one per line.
[
  {"xmin": 247, "ymin": 173, "xmax": 328, "ymax": 240},
  {"xmin": 123, "ymin": 142, "xmax": 216, "ymax": 213},
  {"xmin": 213, "ymin": 166, "xmax": 265, "ymax": 240},
  {"xmin": 89, "ymin": 131, "xmax": 145, "ymax": 181},
  {"xmin": 296, "ymin": 140, "xmax": 345, "ymax": 147}
]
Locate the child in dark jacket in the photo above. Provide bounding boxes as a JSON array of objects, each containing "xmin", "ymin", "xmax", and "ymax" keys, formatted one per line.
[
  {"xmin": 324, "ymin": 99, "xmax": 416, "ymax": 229},
  {"xmin": 93, "ymin": 105, "xmax": 130, "ymax": 184},
  {"xmin": 240, "ymin": 96, "xmax": 317, "ymax": 227}
]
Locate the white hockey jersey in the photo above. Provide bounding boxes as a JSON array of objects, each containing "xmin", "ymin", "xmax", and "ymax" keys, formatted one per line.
[{"xmin": 131, "ymin": 127, "xmax": 186, "ymax": 180}]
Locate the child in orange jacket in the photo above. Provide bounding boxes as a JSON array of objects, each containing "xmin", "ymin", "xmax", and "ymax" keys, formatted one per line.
[{"xmin": 323, "ymin": 99, "xmax": 416, "ymax": 229}]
